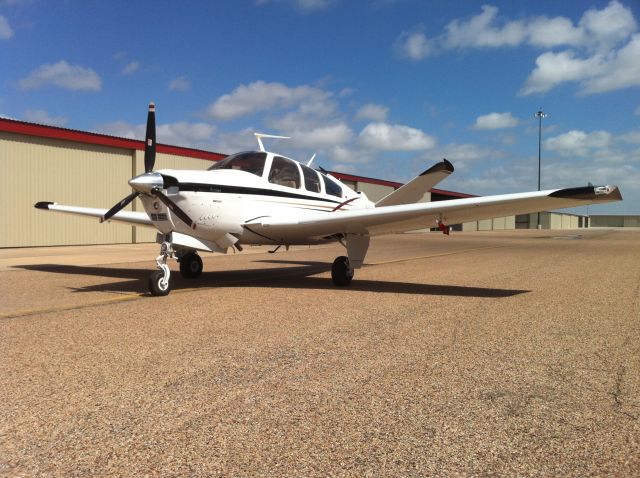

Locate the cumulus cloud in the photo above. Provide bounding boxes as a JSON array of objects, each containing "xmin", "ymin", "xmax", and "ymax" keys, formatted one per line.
[
  {"xmin": 355, "ymin": 103, "xmax": 389, "ymax": 121},
  {"xmin": 472, "ymin": 112, "xmax": 519, "ymax": 130},
  {"xmin": 121, "ymin": 61, "xmax": 139, "ymax": 75},
  {"xmin": 358, "ymin": 122, "xmax": 436, "ymax": 151},
  {"xmin": 206, "ymin": 81, "xmax": 331, "ymax": 121},
  {"xmin": 395, "ymin": 2, "xmax": 639, "ymax": 96},
  {"xmin": 19, "ymin": 60, "xmax": 102, "ymax": 91},
  {"xmin": 23, "ymin": 109, "xmax": 68, "ymax": 127},
  {"xmin": 522, "ymin": 33, "xmax": 640, "ymax": 95},
  {"xmin": 444, "ymin": 5, "xmax": 526, "ymax": 49},
  {"xmin": 97, "ymin": 121, "xmax": 216, "ymax": 149},
  {"xmin": 394, "ymin": 30, "xmax": 433, "ymax": 60},
  {"xmin": 168, "ymin": 76, "xmax": 190, "ymax": 92},
  {"xmin": 545, "ymin": 130, "xmax": 613, "ymax": 157},
  {"xmin": 0, "ymin": 15, "xmax": 13, "ymax": 39},
  {"xmin": 289, "ymin": 122, "xmax": 354, "ymax": 149}
]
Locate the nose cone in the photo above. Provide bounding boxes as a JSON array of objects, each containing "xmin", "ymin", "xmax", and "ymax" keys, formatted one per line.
[{"xmin": 129, "ymin": 172, "xmax": 164, "ymax": 194}]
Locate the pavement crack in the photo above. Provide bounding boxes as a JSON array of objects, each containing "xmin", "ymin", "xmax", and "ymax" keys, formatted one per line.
[{"xmin": 610, "ymin": 365, "xmax": 638, "ymax": 421}]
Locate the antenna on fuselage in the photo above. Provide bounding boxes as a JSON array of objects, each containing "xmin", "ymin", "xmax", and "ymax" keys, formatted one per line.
[
  {"xmin": 306, "ymin": 153, "xmax": 316, "ymax": 167},
  {"xmin": 254, "ymin": 133, "xmax": 290, "ymax": 152}
]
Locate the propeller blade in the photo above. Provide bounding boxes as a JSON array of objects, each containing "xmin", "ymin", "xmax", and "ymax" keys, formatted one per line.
[
  {"xmin": 151, "ymin": 188, "xmax": 196, "ymax": 230},
  {"xmin": 100, "ymin": 191, "xmax": 140, "ymax": 223},
  {"xmin": 144, "ymin": 102, "xmax": 156, "ymax": 173}
]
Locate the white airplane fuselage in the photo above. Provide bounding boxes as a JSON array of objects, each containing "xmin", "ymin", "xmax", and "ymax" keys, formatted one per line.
[{"xmin": 138, "ymin": 151, "xmax": 373, "ymax": 248}]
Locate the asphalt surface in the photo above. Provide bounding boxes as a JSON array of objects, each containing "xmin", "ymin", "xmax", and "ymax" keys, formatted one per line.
[{"xmin": 1, "ymin": 230, "xmax": 639, "ymax": 477}]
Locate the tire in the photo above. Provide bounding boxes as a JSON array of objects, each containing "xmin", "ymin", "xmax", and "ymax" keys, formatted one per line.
[
  {"xmin": 149, "ymin": 270, "xmax": 170, "ymax": 296},
  {"xmin": 331, "ymin": 256, "xmax": 353, "ymax": 286},
  {"xmin": 179, "ymin": 252, "xmax": 203, "ymax": 279}
]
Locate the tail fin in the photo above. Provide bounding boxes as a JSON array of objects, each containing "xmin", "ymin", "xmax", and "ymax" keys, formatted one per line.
[{"xmin": 376, "ymin": 159, "xmax": 454, "ymax": 207}]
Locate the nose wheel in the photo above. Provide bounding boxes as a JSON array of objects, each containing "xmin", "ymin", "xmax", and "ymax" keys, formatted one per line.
[{"xmin": 149, "ymin": 241, "xmax": 172, "ymax": 296}]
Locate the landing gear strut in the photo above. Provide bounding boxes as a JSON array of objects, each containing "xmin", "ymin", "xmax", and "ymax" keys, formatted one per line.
[
  {"xmin": 331, "ymin": 256, "xmax": 354, "ymax": 286},
  {"xmin": 149, "ymin": 240, "xmax": 172, "ymax": 296}
]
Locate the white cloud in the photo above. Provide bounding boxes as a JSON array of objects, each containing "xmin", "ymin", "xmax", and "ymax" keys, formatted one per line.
[
  {"xmin": 522, "ymin": 33, "xmax": 640, "ymax": 95},
  {"xmin": 19, "ymin": 60, "xmax": 102, "ymax": 91},
  {"xmin": 168, "ymin": 76, "xmax": 190, "ymax": 92},
  {"xmin": 358, "ymin": 122, "xmax": 436, "ymax": 151},
  {"xmin": 472, "ymin": 112, "xmax": 519, "ymax": 130},
  {"xmin": 289, "ymin": 122, "xmax": 353, "ymax": 149},
  {"xmin": 355, "ymin": 103, "xmax": 388, "ymax": 121},
  {"xmin": 545, "ymin": 130, "xmax": 613, "ymax": 157},
  {"xmin": 619, "ymin": 129, "xmax": 640, "ymax": 144},
  {"xmin": 395, "ymin": 31, "xmax": 433, "ymax": 60},
  {"xmin": 23, "ymin": 109, "xmax": 68, "ymax": 127},
  {"xmin": 435, "ymin": 143, "xmax": 503, "ymax": 162},
  {"xmin": 580, "ymin": 34, "xmax": 640, "ymax": 94},
  {"xmin": 97, "ymin": 121, "xmax": 216, "ymax": 149},
  {"xmin": 121, "ymin": 61, "xmax": 139, "ymax": 75},
  {"xmin": 444, "ymin": 5, "xmax": 526, "ymax": 49},
  {"xmin": 206, "ymin": 81, "xmax": 331, "ymax": 121},
  {"xmin": 0, "ymin": 15, "xmax": 13, "ymax": 39},
  {"xmin": 526, "ymin": 16, "xmax": 584, "ymax": 48},
  {"xmin": 520, "ymin": 50, "xmax": 604, "ymax": 95},
  {"xmin": 578, "ymin": 0, "xmax": 637, "ymax": 50},
  {"xmin": 394, "ymin": 1, "xmax": 640, "ymax": 97}
]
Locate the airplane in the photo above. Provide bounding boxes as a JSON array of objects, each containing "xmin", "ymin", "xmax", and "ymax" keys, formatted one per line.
[{"xmin": 35, "ymin": 103, "xmax": 622, "ymax": 296}]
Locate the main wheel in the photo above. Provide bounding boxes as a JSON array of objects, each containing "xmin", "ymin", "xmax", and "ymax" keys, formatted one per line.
[
  {"xmin": 179, "ymin": 252, "xmax": 203, "ymax": 279},
  {"xmin": 149, "ymin": 270, "xmax": 170, "ymax": 296},
  {"xmin": 331, "ymin": 256, "xmax": 353, "ymax": 286}
]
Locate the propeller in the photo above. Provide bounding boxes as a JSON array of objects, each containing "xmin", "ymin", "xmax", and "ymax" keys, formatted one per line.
[{"xmin": 100, "ymin": 102, "xmax": 196, "ymax": 229}]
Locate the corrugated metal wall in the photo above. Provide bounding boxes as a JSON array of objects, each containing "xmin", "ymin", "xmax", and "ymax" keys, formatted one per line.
[
  {"xmin": 1, "ymin": 132, "xmax": 133, "ymax": 247},
  {"xmin": 1, "ymin": 132, "xmax": 220, "ymax": 247}
]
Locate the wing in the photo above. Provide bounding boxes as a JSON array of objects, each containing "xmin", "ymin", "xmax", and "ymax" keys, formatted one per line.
[
  {"xmin": 35, "ymin": 202, "xmax": 153, "ymax": 227},
  {"xmin": 244, "ymin": 185, "xmax": 622, "ymax": 241},
  {"xmin": 375, "ymin": 159, "xmax": 454, "ymax": 207}
]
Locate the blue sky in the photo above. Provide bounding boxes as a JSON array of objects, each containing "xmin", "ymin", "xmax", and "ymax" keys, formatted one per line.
[{"xmin": 2, "ymin": 0, "xmax": 639, "ymax": 213}]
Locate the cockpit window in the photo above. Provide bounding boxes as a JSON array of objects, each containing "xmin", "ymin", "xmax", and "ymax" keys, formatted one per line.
[
  {"xmin": 321, "ymin": 173, "xmax": 343, "ymax": 198},
  {"xmin": 300, "ymin": 164, "xmax": 321, "ymax": 193},
  {"xmin": 207, "ymin": 152, "xmax": 267, "ymax": 177},
  {"xmin": 268, "ymin": 156, "xmax": 301, "ymax": 189}
]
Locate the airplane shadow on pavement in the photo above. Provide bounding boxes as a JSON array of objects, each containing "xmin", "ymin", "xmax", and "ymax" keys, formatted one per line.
[{"xmin": 16, "ymin": 261, "xmax": 530, "ymax": 298}]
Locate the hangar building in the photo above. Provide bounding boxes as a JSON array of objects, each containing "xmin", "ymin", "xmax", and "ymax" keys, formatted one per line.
[{"xmin": 0, "ymin": 117, "xmax": 619, "ymax": 249}]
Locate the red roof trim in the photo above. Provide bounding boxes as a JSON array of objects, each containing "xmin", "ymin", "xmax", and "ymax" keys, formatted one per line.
[{"xmin": 0, "ymin": 118, "xmax": 226, "ymax": 162}]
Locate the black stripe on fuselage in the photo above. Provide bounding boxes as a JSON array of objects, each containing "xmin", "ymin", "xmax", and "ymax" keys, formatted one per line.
[{"xmin": 177, "ymin": 182, "xmax": 343, "ymax": 204}]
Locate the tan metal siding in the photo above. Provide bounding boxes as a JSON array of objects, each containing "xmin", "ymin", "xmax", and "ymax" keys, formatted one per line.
[{"xmin": 1, "ymin": 132, "xmax": 133, "ymax": 247}]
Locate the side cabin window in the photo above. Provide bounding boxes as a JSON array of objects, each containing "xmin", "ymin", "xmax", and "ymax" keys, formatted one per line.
[
  {"xmin": 268, "ymin": 156, "xmax": 301, "ymax": 189},
  {"xmin": 207, "ymin": 152, "xmax": 266, "ymax": 177},
  {"xmin": 321, "ymin": 173, "xmax": 343, "ymax": 198},
  {"xmin": 300, "ymin": 164, "xmax": 321, "ymax": 193}
]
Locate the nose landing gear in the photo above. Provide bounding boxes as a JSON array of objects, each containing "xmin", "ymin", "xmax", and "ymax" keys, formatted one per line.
[{"xmin": 149, "ymin": 241, "xmax": 172, "ymax": 296}]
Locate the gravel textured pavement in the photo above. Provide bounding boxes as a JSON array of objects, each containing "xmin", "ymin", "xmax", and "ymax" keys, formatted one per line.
[{"xmin": 1, "ymin": 230, "xmax": 639, "ymax": 477}]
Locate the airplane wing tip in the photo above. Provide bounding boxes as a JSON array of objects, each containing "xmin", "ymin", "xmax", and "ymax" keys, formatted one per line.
[
  {"xmin": 420, "ymin": 158, "xmax": 454, "ymax": 176},
  {"xmin": 549, "ymin": 185, "xmax": 622, "ymax": 202},
  {"xmin": 34, "ymin": 201, "xmax": 54, "ymax": 210}
]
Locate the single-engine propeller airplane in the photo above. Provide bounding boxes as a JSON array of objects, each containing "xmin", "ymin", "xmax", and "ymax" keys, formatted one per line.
[{"xmin": 35, "ymin": 103, "xmax": 622, "ymax": 296}]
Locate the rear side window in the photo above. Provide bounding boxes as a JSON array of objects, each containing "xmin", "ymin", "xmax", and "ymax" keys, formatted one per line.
[
  {"xmin": 321, "ymin": 174, "xmax": 343, "ymax": 197},
  {"xmin": 301, "ymin": 164, "xmax": 321, "ymax": 193},
  {"xmin": 268, "ymin": 156, "xmax": 301, "ymax": 189}
]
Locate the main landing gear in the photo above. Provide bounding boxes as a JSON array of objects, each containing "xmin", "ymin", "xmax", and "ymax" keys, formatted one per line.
[
  {"xmin": 147, "ymin": 240, "xmax": 203, "ymax": 296},
  {"xmin": 331, "ymin": 256, "xmax": 354, "ymax": 286}
]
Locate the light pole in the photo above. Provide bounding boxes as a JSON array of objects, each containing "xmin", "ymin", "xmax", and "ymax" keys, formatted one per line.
[{"xmin": 535, "ymin": 108, "xmax": 547, "ymax": 228}]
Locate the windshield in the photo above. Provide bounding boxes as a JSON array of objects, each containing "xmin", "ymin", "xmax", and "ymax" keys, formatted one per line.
[{"xmin": 207, "ymin": 152, "xmax": 267, "ymax": 177}]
